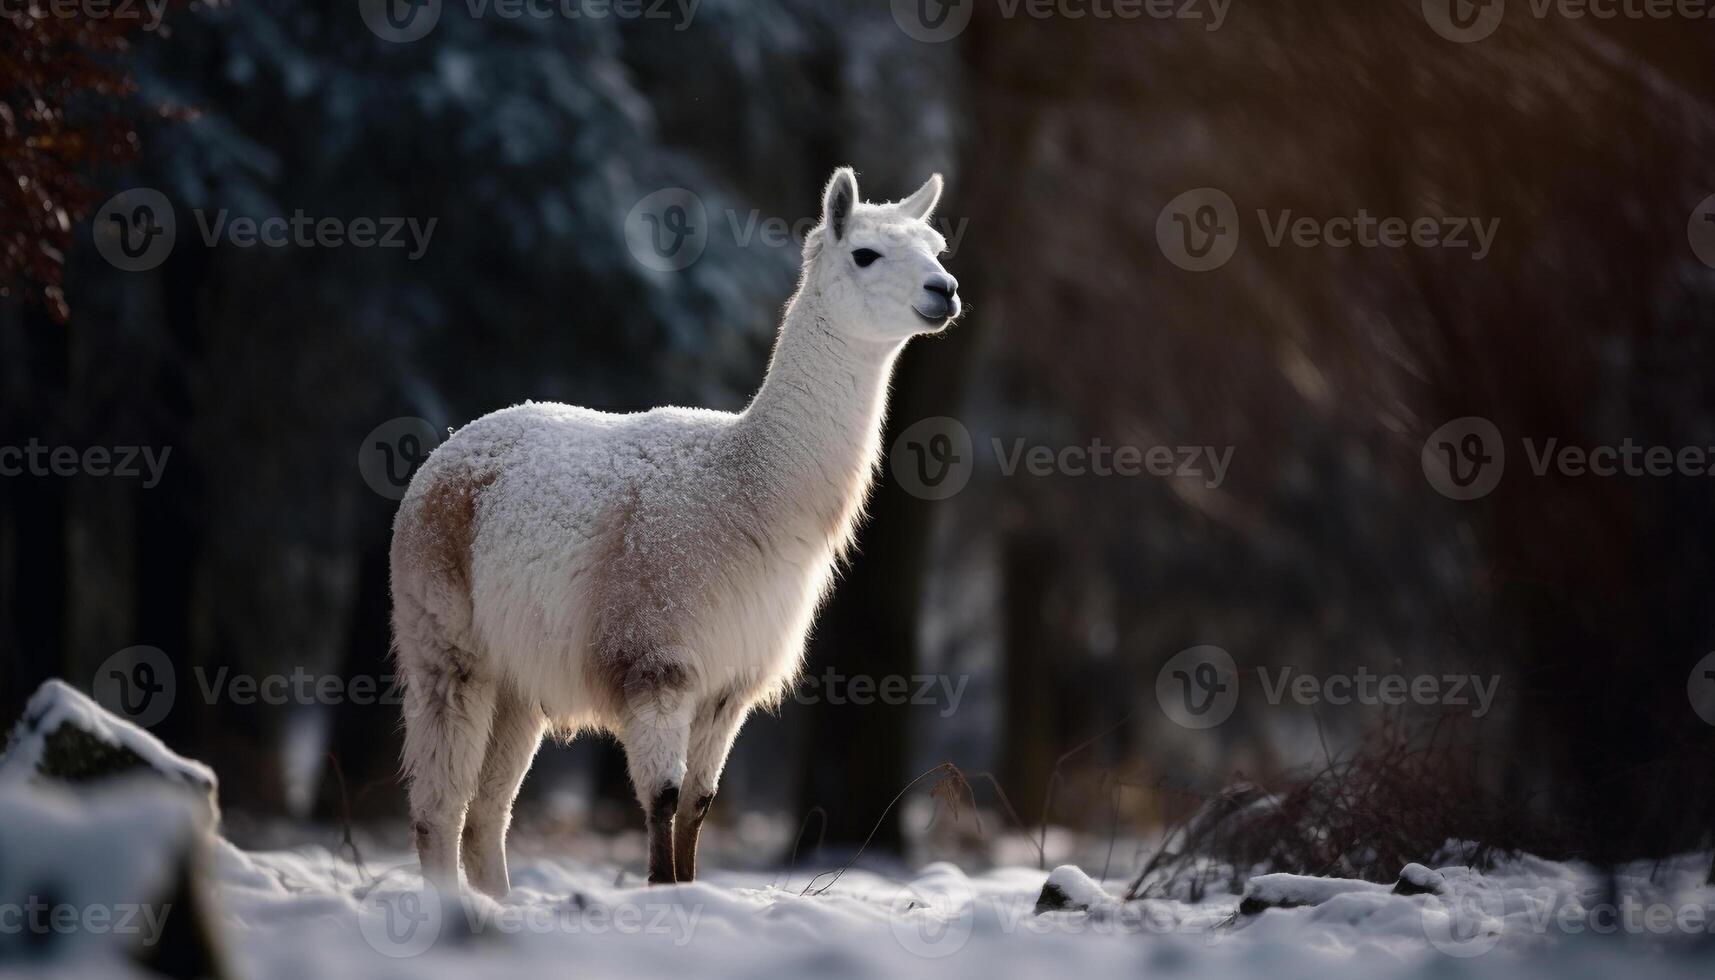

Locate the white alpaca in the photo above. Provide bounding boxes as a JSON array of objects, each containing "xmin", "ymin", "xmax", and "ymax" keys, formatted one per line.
[{"xmin": 390, "ymin": 168, "xmax": 960, "ymax": 891}]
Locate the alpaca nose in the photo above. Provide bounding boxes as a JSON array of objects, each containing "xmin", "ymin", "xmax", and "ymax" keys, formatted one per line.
[{"xmin": 916, "ymin": 273, "xmax": 961, "ymax": 324}]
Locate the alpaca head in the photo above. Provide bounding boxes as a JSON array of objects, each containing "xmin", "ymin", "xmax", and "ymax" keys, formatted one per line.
[{"xmin": 803, "ymin": 167, "xmax": 960, "ymax": 342}]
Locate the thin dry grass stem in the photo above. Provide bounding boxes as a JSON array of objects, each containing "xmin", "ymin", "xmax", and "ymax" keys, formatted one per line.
[
  {"xmin": 1033, "ymin": 712, "xmax": 1133, "ymax": 870},
  {"xmin": 968, "ymin": 771, "xmax": 1043, "ymax": 866},
  {"xmin": 325, "ymin": 751, "xmax": 369, "ymax": 878},
  {"xmin": 800, "ymin": 762, "xmax": 975, "ymax": 898},
  {"xmin": 775, "ymin": 806, "xmax": 827, "ymax": 892}
]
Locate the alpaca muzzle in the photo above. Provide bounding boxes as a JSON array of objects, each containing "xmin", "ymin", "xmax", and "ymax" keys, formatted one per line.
[{"xmin": 916, "ymin": 274, "xmax": 961, "ymax": 324}]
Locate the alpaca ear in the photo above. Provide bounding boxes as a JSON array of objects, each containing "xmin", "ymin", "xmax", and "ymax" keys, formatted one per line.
[
  {"xmin": 822, "ymin": 167, "xmax": 858, "ymax": 242},
  {"xmin": 898, "ymin": 173, "xmax": 943, "ymax": 222}
]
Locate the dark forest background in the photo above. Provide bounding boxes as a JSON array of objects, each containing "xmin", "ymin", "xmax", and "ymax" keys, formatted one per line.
[{"xmin": 4, "ymin": 0, "xmax": 1715, "ymax": 872}]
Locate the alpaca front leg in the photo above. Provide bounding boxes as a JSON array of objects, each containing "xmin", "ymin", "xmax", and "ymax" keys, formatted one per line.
[
  {"xmin": 618, "ymin": 671, "xmax": 694, "ymax": 885},
  {"xmin": 674, "ymin": 695, "xmax": 749, "ymax": 882}
]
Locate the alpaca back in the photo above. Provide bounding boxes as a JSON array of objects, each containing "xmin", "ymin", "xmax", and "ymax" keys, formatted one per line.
[{"xmin": 393, "ymin": 399, "xmax": 844, "ymax": 729}]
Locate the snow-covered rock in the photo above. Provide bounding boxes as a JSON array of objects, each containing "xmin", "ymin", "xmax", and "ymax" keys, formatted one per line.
[
  {"xmin": 1238, "ymin": 872, "xmax": 1389, "ymax": 915},
  {"xmin": 0, "ymin": 680, "xmax": 218, "ymax": 824},
  {"xmin": 1391, "ymin": 862, "xmax": 1447, "ymax": 896},
  {"xmin": 0, "ymin": 781, "xmax": 227, "ymax": 977},
  {"xmin": 1034, "ymin": 864, "xmax": 1118, "ymax": 913}
]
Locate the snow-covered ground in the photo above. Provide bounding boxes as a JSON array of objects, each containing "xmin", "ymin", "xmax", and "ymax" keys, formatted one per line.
[
  {"xmin": 5, "ymin": 680, "xmax": 1714, "ymax": 979},
  {"xmin": 15, "ymin": 826, "xmax": 1711, "ymax": 979},
  {"xmin": 16, "ymin": 800, "xmax": 1715, "ymax": 979},
  {"xmin": 194, "ymin": 844, "xmax": 1711, "ymax": 980}
]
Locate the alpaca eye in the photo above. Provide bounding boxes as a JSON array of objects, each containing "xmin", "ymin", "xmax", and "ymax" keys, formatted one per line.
[{"xmin": 852, "ymin": 248, "xmax": 882, "ymax": 267}]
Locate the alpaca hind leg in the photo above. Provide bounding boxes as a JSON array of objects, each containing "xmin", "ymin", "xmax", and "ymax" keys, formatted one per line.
[
  {"xmin": 674, "ymin": 694, "xmax": 749, "ymax": 882},
  {"xmin": 462, "ymin": 684, "xmax": 546, "ymax": 897},
  {"xmin": 400, "ymin": 649, "xmax": 497, "ymax": 886}
]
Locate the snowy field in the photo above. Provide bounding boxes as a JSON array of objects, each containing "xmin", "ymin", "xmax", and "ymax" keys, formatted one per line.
[
  {"xmin": 5, "ymin": 682, "xmax": 1715, "ymax": 978},
  {"xmin": 205, "ymin": 845, "xmax": 1715, "ymax": 979},
  {"xmin": 10, "ymin": 817, "xmax": 1715, "ymax": 979}
]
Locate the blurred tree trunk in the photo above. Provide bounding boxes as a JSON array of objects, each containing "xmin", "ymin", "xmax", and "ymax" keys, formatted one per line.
[
  {"xmin": 0, "ymin": 306, "xmax": 69, "ymax": 725},
  {"xmin": 314, "ymin": 521, "xmax": 406, "ymax": 821},
  {"xmin": 1, "ymin": 481, "xmax": 66, "ymax": 720},
  {"xmin": 795, "ymin": 486, "xmax": 919, "ymax": 850},
  {"xmin": 999, "ymin": 533, "xmax": 1057, "ymax": 812},
  {"xmin": 958, "ymin": 6, "xmax": 1088, "ymax": 824}
]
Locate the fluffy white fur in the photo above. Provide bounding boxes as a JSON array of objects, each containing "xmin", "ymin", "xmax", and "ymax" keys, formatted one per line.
[{"xmin": 390, "ymin": 168, "xmax": 960, "ymax": 893}]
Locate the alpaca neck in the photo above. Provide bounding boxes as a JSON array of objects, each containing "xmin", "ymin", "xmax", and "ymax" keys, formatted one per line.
[{"xmin": 739, "ymin": 283, "xmax": 902, "ymax": 549}]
